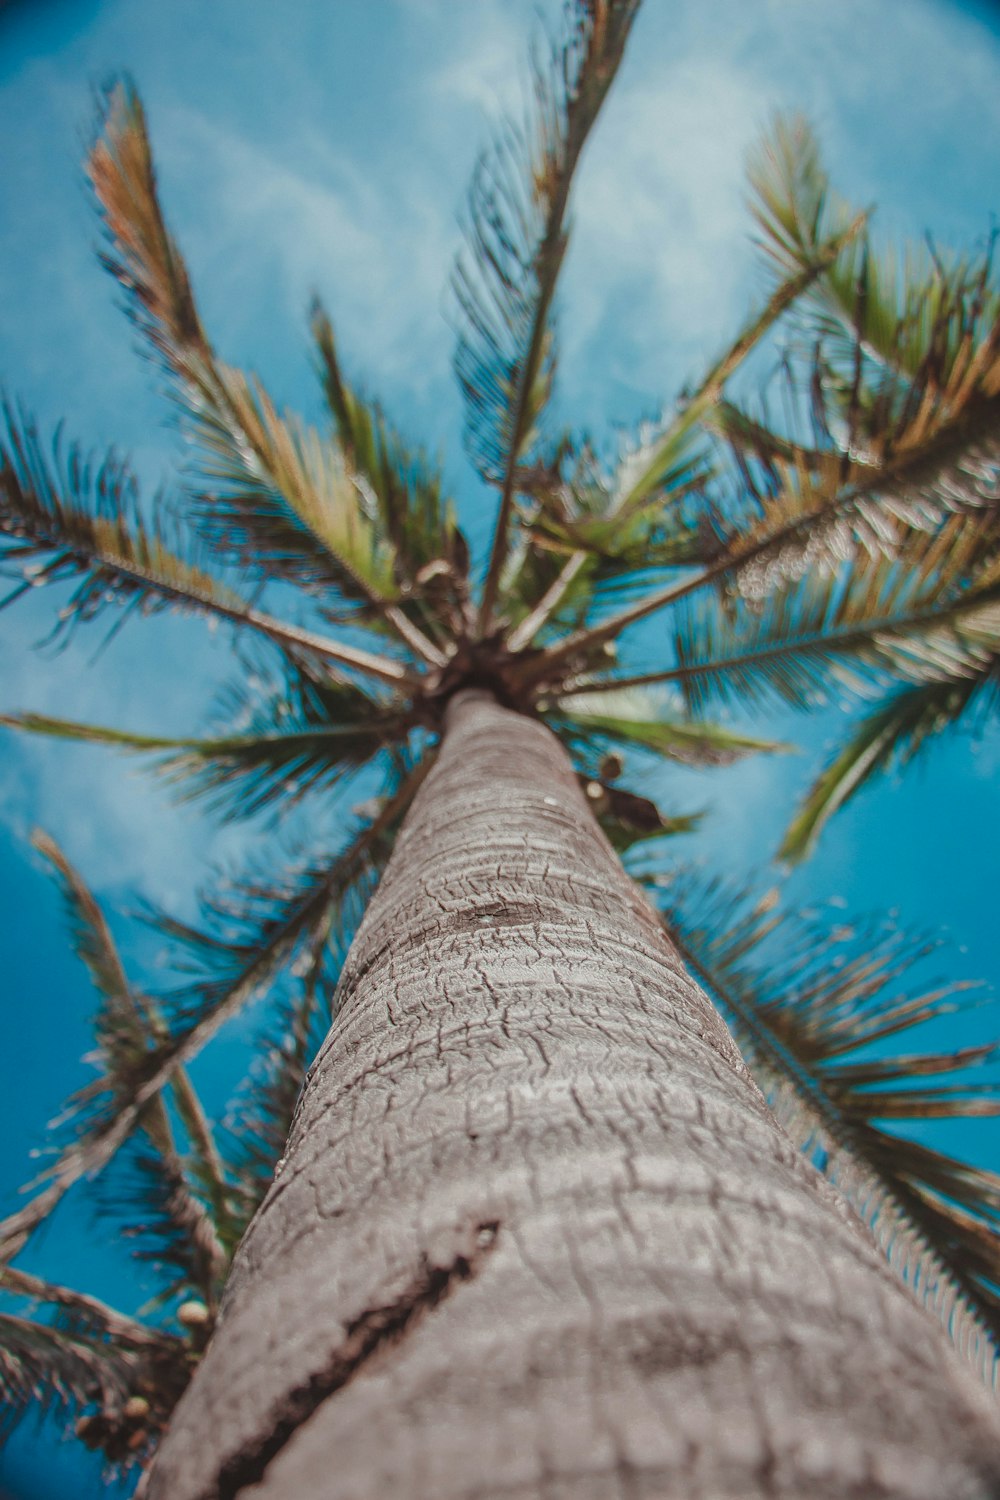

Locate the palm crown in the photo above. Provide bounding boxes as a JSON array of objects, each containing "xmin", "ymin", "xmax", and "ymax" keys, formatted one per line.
[{"xmin": 3, "ymin": 0, "xmax": 1000, "ymax": 1475}]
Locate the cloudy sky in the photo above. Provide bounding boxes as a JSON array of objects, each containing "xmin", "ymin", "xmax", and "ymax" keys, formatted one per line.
[{"xmin": 2, "ymin": 0, "xmax": 1000, "ymax": 1494}]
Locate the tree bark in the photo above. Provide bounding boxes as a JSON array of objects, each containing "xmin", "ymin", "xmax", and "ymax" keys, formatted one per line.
[{"xmin": 148, "ymin": 689, "xmax": 1000, "ymax": 1500}]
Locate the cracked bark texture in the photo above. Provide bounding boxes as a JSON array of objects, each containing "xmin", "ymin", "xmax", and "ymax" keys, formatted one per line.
[{"xmin": 148, "ymin": 689, "xmax": 1000, "ymax": 1500}]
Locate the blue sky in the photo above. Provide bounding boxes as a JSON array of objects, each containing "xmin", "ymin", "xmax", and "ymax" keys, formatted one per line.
[{"xmin": 2, "ymin": 0, "xmax": 1000, "ymax": 1494}]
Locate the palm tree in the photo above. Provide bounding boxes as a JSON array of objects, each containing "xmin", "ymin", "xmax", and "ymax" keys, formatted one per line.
[{"xmin": 3, "ymin": 2, "xmax": 1000, "ymax": 1493}]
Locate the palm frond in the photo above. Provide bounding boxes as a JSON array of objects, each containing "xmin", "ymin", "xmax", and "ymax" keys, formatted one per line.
[
  {"xmin": 156, "ymin": 817, "xmax": 387, "ymax": 1043},
  {"xmin": 506, "ymin": 215, "xmax": 863, "ymax": 655},
  {"xmin": 1, "ymin": 1311, "xmax": 139, "ymax": 1449},
  {"xmin": 0, "ymin": 403, "xmax": 234, "ymax": 635},
  {"xmin": 504, "ymin": 434, "xmax": 709, "ymax": 650},
  {"xmin": 781, "ymin": 664, "xmax": 1000, "ymax": 864},
  {"xmin": 743, "ymin": 116, "xmax": 1000, "ymax": 576},
  {"xmin": 0, "ymin": 402, "xmax": 416, "ymax": 685},
  {"xmin": 89, "ymin": 81, "xmax": 444, "ymax": 664},
  {"xmin": 749, "ymin": 114, "xmax": 1000, "ymax": 384},
  {"xmin": 453, "ymin": 0, "xmax": 641, "ymax": 628},
  {"xmin": 0, "ymin": 1271, "xmax": 186, "ymax": 1463},
  {"xmin": 717, "ymin": 425, "xmax": 1000, "ymax": 608},
  {"xmin": 522, "ymin": 433, "xmax": 713, "ymax": 568},
  {"xmin": 654, "ymin": 872, "xmax": 1000, "ymax": 1377},
  {"xmin": 608, "ymin": 232, "xmax": 864, "ymax": 521},
  {"xmin": 522, "ymin": 435, "xmax": 1000, "ymax": 687},
  {"xmin": 747, "ymin": 115, "xmax": 862, "ymax": 310},
  {"xmin": 108, "ymin": 1144, "xmax": 229, "ymax": 1311},
  {"xmin": 549, "ymin": 685, "xmax": 790, "ymax": 766},
  {"xmin": 3, "ymin": 668, "xmax": 408, "ymax": 820},
  {"xmin": 186, "ymin": 365, "xmax": 399, "ymax": 597},
  {"xmin": 0, "ymin": 836, "xmax": 233, "ymax": 1269},
  {"xmin": 311, "ymin": 299, "xmax": 471, "ymax": 638},
  {"xmin": 661, "ymin": 537, "xmax": 1000, "ymax": 717}
]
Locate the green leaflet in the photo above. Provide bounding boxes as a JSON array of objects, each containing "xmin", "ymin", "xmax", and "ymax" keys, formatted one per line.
[
  {"xmin": 311, "ymin": 299, "xmax": 469, "ymax": 633},
  {"xmin": 551, "ymin": 685, "xmax": 789, "ymax": 766}
]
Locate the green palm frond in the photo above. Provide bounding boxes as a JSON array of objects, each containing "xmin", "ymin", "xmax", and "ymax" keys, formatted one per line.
[
  {"xmin": 499, "ymin": 528, "xmax": 597, "ymax": 639},
  {"xmin": 2, "ymin": 668, "xmax": 408, "ymax": 820},
  {"xmin": 507, "ymin": 226, "xmax": 864, "ymax": 654},
  {"xmin": 0, "ymin": 403, "xmax": 415, "ymax": 685},
  {"xmin": 781, "ymin": 663, "xmax": 1000, "ymax": 864},
  {"xmin": 661, "ymin": 537, "xmax": 1000, "ymax": 717},
  {"xmin": 745, "ymin": 115, "xmax": 1000, "ymax": 558},
  {"xmin": 607, "ymin": 233, "xmax": 864, "ymax": 522},
  {"xmin": 655, "ymin": 872, "xmax": 1000, "ymax": 1375},
  {"xmin": 749, "ymin": 114, "xmax": 1000, "ymax": 385},
  {"xmin": 520, "ymin": 431, "xmax": 713, "ymax": 570},
  {"xmin": 88, "ymin": 82, "xmax": 444, "ymax": 665},
  {"xmin": 311, "ymin": 299, "xmax": 471, "ymax": 636},
  {"xmin": 549, "ymin": 685, "xmax": 790, "ymax": 766},
  {"xmin": 186, "ymin": 364, "xmax": 401, "ymax": 601},
  {"xmin": 0, "ymin": 403, "xmax": 236, "ymax": 634},
  {"xmin": 454, "ymin": 0, "xmax": 641, "ymax": 628},
  {"xmin": 747, "ymin": 115, "xmax": 862, "ymax": 307}
]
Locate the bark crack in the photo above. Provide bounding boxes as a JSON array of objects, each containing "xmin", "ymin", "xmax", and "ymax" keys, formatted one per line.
[{"xmin": 211, "ymin": 1221, "xmax": 500, "ymax": 1500}]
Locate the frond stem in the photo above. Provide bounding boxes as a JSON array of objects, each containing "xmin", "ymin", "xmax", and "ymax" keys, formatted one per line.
[{"xmin": 507, "ymin": 551, "xmax": 589, "ymax": 650}]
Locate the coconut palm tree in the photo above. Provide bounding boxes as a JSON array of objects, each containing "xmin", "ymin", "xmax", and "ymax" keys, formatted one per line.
[{"xmin": 4, "ymin": 2, "xmax": 1000, "ymax": 1494}]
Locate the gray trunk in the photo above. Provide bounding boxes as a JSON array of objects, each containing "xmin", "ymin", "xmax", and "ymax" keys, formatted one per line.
[{"xmin": 149, "ymin": 690, "xmax": 1000, "ymax": 1500}]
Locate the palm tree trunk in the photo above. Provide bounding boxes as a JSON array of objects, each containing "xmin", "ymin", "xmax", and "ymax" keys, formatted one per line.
[{"xmin": 148, "ymin": 688, "xmax": 1000, "ymax": 1500}]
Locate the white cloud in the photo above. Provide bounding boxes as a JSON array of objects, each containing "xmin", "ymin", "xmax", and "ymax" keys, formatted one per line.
[
  {"xmin": 562, "ymin": 54, "xmax": 763, "ymax": 407},
  {"xmin": 422, "ymin": 0, "xmax": 536, "ymax": 115},
  {"xmin": 156, "ymin": 103, "xmax": 461, "ymax": 402}
]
